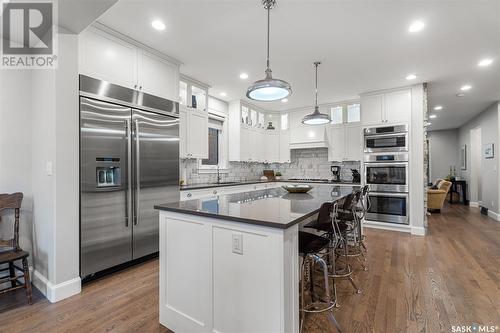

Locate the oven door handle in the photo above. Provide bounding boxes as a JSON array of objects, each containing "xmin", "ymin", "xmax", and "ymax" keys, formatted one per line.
[
  {"xmin": 364, "ymin": 162, "xmax": 408, "ymax": 167},
  {"xmin": 369, "ymin": 192, "xmax": 408, "ymax": 198},
  {"xmin": 364, "ymin": 132, "xmax": 407, "ymax": 139}
]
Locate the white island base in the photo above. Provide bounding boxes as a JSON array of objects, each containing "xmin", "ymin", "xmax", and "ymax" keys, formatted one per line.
[{"xmin": 159, "ymin": 210, "xmax": 300, "ymax": 333}]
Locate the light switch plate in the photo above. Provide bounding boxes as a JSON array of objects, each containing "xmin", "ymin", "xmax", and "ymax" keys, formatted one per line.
[{"xmin": 232, "ymin": 233, "xmax": 243, "ymax": 255}]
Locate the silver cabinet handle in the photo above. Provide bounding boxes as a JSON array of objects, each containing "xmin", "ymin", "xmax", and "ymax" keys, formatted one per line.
[
  {"xmin": 125, "ymin": 119, "xmax": 132, "ymax": 227},
  {"xmin": 139, "ymin": 86, "xmax": 142, "ymax": 90},
  {"xmin": 213, "ymin": 190, "xmax": 217, "ymax": 194},
  {"xmin": 134, "ymin": 119, "xmax": 140, "ymax": 225},
  {"xmin": 187, "ymin": 193, "xmax": 192, "ymax": 197}
]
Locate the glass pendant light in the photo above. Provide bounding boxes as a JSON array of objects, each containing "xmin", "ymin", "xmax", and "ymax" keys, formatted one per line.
[
  {"xmin": 302, "ymin": 61, "xmax": 330, "ymax": 125},
  {"xmin": 246, "ymin": 0, "xmax": 292, "ymax": 101}
]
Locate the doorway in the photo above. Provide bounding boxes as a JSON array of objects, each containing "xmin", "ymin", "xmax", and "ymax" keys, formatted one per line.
[{"xmin": 469, "ymin": 127, "xmax": 482, "ymax": 205}]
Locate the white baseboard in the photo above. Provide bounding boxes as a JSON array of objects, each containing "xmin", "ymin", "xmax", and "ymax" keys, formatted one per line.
[
  {"xmin": 487, "ymin": 210, "xmax": 500, "ymax": 222},
  {"xmin": 32, "ymin": 269, "xmax": 81, "ymax": 303},
  {"xmin": 469, "ymin": 201, "xmax": 479, "ymax": 207},
  {"xmin": 363, "ymin": 220, "xmax": 412, "ymax": 233},
  {"xmin": 411, "ymin": 226, "xmax": 427, "ymax": 236}
]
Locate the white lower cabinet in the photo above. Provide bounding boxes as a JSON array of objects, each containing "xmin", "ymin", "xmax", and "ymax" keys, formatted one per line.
[
  {"xmin": 327, "ymin": 124, "xmax": 362, "ymax": 162},
  {"xmin": 180, "ymin": 107, "xmax": 208, "ymax": 159},
  {"xmin": 180, "ymin": 183, "xmax": 282, "ymax": 201}
]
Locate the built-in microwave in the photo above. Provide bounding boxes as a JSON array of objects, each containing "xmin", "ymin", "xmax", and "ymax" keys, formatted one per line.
[
  {"xmin": 364, "ymin": 124, "xmax": 408, "ymax": 153},
  {"xmin": 366, "ymin": 192, "xmax": 409, "ymax": 225}
]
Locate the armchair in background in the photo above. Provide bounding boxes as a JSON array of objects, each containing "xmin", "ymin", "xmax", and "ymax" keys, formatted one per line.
[{"xmin": 427, "ymin": 179, "xmax": 452, "ymax": 212}]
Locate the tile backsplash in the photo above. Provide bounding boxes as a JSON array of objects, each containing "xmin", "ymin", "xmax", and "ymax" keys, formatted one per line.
[{"xmin": 181, "ymin": 148, "xmax": 360, "ymax": 185}]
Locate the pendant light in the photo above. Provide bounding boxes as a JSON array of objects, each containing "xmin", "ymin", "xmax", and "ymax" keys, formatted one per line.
[
  {"xmin": 246, "ymin": 0, "xmax": 292, "ymax": 101},
  {"xmin": 302, "ymin": 61, "xmax": 330, "ymax": 125}
]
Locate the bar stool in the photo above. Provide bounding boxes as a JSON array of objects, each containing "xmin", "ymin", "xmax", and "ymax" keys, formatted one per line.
[
  {"xmin": 335, "ymin": 189, "xmax": 367, "ymax": 272},
  {"xmin": 299, "ymin": 230, "xmax": 343, "ymax": 333}
]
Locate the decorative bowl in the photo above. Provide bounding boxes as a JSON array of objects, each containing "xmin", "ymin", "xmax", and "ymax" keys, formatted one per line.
[{"xmin": 282, "ymin": 184, "xmax": 313, "ymax": 193}]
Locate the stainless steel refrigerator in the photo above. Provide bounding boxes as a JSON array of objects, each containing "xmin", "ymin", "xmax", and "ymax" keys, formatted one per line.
[{"xmin": 79, "ymin": 75, "xmax": 179, "ymax": 279}]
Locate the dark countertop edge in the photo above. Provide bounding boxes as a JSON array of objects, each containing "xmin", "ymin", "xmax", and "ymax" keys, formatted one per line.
[
  {"xmin": 179, "ymin": 180, "xmax": 360, "ymax": 191},
  {"xmin": 154, "ymin": 204, "xmax": 321, "ymax": 229}
]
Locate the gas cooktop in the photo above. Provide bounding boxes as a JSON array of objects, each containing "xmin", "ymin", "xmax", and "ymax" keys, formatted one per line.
[{"xmin": 288, "ymin": 178, "xmax": 338, "ymax": 182}]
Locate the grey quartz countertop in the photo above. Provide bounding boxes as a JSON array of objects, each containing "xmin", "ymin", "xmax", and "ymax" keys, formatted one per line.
[
  {"xmin": 156, "ymin": 185, "xmax": 360, "ymax": 229},
  {"xmin": 179, "ymin": 179, "xmax": 360, "ymax": 191}
]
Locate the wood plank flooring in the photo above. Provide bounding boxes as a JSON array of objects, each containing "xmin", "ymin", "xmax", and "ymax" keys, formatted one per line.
[{"xmin": 1, "ymin": 203, "xmax": 499, "ymax": 333}]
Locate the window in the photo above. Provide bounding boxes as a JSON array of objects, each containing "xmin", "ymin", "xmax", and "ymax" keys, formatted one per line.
[
  {"xmin": 330, "ymin": 106, "xmax": 343, "ymax": 124},
  {"xmin": 347, "ymin": 103, "xmax": 361, "ymax": 123},
  {"xmin": 281, "ymin": 113, "xmax": 288, "ymax": 130},
  {"xmin": 201, "ymin": 128, "xmax": 219, "ymax": 166},
  {"xmin": 199, "ymin": 115, "xmax": 227, "ymax": 171}
]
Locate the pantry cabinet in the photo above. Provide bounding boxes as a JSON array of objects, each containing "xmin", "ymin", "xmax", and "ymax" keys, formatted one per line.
[{"xmin": 79, "ymin": 26, "xmax": 180, "ymax": 101}]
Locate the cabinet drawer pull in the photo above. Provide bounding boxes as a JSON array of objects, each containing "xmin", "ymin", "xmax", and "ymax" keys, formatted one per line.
[
  {"xmin": 187, "ymin": 193, "xmax": 192, "ymax": 197},
  {"xmin": 213, "ymin": 190, "xmax": 217, "ymax": 194}
]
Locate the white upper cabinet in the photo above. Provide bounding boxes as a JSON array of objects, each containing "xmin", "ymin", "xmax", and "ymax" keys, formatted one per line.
[
  {"xmin": 361, "ymin": 94, "xmax": 384, "ymax": 125},
  {"xmin": 279, "ymin": 130, "xmax": 291, "ymax": 163},
  {"xmin": 265, "ymin": 132, "xmax": 280, "ymax": 163},
  {"xmin": 179, "ymin": 107, "xmax": 208, "ymax": 159},
  {"xmin": 79, "ymin": 27, "xmax": 138, "ymax": 88},
  {"xmin": 79, "ymin": 27, "xmax": 180, "ymax": 101},
  {"xmin": 361, "ymin": 88, "xmax": 411, "ymax": 125},
  {"xmin": 384, "ymin": 89, "xmax": 411, "ymax": 124},
  {"xmin": 138, "ymin": 50, "xmax": 179, "ymax": 101},
  {"xmin": 327, "ymin": 124, "xmax": 362, "ymax": 162},
  {"xmin": 345, "ymin": 125, "xmax": 363, "ymax": 161}
]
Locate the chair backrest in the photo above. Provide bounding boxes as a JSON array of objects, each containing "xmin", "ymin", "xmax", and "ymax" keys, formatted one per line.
[
  {"xmin": 316, "ymin": 201, "xmax": 334, "ymax": 225},
  {"xmin": 439, "ymin": 180, "xmax": 452, "ymax": 193},
  {"xmin": 0, "ymin": 192, "xmax": 23, "ymax": 251}
]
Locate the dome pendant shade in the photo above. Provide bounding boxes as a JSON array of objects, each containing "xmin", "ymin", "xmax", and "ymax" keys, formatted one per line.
[
  {"xmin": 246, "ymin": 0, "xmax": 292, "ymax": 102},
  {"xmin": 302, "ymin": 61, "xmax": 330, "ymax": 125},
  {"xmin": 302, "ymin": 106, "xmax": 331, "ymax": 125},
  {"xmin": 246, "ymin": 69, "xmax": 291, "ymax": 101}
]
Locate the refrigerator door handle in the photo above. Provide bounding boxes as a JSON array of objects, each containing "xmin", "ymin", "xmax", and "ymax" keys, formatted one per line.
[
  {"xmin": 125, "ymin": 119, "xmax": 132, "ymax": 227},
  {"xmin": 134, "ymin": 119, "xmax": 141, "ymax": 226}
]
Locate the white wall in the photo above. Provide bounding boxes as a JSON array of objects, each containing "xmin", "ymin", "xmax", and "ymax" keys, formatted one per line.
[
  {"xmin": 0, "ymin": 70, "xmax": 34, "ymax": 261},
  {"xmin": 428, "ymin": 129, "xmax": 459, "ymax": 181},
  {"xmin": 458, "ymin": 102, "xmax": 499, "ymax": 213},
  {"xmin": 0, "ymin": 33, "xmax": 81, "ymax": 302}
]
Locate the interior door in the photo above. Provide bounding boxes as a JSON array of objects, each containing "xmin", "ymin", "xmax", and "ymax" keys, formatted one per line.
[
  {"xmin": 132, "ymin": 109, "xmax": 179, "ymax": 259},
  {"xmin": 80, "ymin": 97, "xmax": 133, "ymax": 277}
]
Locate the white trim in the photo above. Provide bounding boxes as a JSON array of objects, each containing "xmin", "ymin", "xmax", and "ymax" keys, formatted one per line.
[
  {"xmin": 469, "ymin": 201, "xmax": 480, "ymax": 207},
  {"xmin": 411, "ymin": 226, "xmax": 427, "ymax": 236},
  {"xmin": 487, "ymin": 210, "xmax": 500, "ymax": 222},
  {"xmin": 32, "ymin": 269, "xmax": 81, "ymax": 303},
  {"xmin": 363, "ymin": 220, "xmax": 412, "ymax": 233}
]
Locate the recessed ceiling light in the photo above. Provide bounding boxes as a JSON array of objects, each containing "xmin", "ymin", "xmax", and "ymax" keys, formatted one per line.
[
  {"xmin": 281, "ymin": 98, "xmax": 288, "ymax": 103},
  {"xmin": 456, "ymin": 93, "xmax": 465, "ymax": 97},
  {"xmin": 219, "ymin": 92, "xmax": 227, "ymax": 97},
  {"xmin": 460, "ymin": 85, "xmax": 472, "ymax": 91},
  {"xmin": 478, "ymin": 58, "xmax": 493, "ymax": 67},
  {"xmin": 239, "ymin": 73, "xmax": 249, "ymax": 80},
  {"xmin": 406, "ymin": 73, "xmax": 417, "ymax": 80},
  {"xmin": 434, "ymin": 105, "xmax": 443, "ymax": 111},
  {"xmin": 429, "ymin": 114, "xmax": 437, "ymax": 119},
  {"xmin": 151, "ymin": 20, "xmax": 166, "ymax": 31},
  {"xmin": 408, "ymin": 20, "xmax": 425, "ymax": 33}
]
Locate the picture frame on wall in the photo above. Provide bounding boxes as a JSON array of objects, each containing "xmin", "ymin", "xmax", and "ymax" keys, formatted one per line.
[
  {"xmin": 483, "ymin": 143, "xmax": 494, "ymax": 159},
  {"xmin": 460, "ymin": 145, "xmax": 467, "ymax": 170}
]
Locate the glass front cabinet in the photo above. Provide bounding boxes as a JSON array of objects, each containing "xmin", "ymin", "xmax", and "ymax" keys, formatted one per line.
[{"xmin": 179, "ymin": 74, "xmax": 209, "ymax": 112}]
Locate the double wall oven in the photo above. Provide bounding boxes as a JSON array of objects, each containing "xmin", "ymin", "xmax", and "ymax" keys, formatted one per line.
[{"xmin": 364, "ymin": 125, "xmax": 409, "ymax": 225}]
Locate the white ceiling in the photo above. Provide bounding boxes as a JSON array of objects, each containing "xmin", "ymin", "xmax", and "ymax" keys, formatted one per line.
[{"xmin": 98, "ymin": 0, "xmax": 500, "ymax": 130}]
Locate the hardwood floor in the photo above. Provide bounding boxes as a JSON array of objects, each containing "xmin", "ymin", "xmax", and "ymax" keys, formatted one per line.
[{"xmin": 0, "ymin": 203, "xmax": 499, "ymax": 333}]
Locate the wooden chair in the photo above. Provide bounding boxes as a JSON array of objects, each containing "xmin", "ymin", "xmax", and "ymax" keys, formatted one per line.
[{"xmin": 0, "ymin": 192, "xmax": 32, "ymax": 304}]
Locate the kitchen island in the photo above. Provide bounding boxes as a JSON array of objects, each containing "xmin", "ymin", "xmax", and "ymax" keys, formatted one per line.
[{"xmin": 155, "ymin": 185, "xmax": 359, "ymax": 333}]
